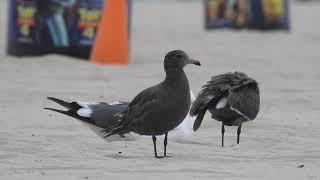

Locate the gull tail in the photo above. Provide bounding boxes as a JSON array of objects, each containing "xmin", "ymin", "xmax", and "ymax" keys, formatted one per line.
[
  {"xmin": 193, "ymin": 108, "xmax": 207, "ymax": 131},
  {"xmin": 191, "ymin": 94, "xmax": 223, "ymax": 131},
  {"xmin": 44, "ymin": 97, "xmax": 96, "ymax": 126},
  {"xmin": 47, "ymin": 97, "xmax": 80, "ymax": 110}
]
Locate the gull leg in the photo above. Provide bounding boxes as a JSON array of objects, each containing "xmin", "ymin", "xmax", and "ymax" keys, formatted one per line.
[
  {"xmin": 221, "ymin": 122, "xmax": 225, "ymax": 147},
  {"xmin": 237, "ymin": 124, "xmax": 242, "ymax": 144},
  {"xmin": 152, "ymin": 135, "xmax": 163, "ymax": 158},
  {"xmin": 164, "ymin": 132, "xmax": 168, "ymax": 157}
]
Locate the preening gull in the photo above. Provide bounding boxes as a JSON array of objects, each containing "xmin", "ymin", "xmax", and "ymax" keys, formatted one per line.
[{"xmin": 190, "ymin": 72, "xmax": 260, "ymax": 147}]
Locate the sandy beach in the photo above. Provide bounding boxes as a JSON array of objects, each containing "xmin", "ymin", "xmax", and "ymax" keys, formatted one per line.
[{"xmin": 0, "ymin": 0, "xmax": 320, "ymax": 179}]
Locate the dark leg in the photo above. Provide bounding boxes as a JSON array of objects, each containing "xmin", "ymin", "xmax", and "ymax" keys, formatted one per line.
[
  {"xmin": 152, "ymin": 135, "xmax": 162, "ymax": 158},
  {"xmin": 164, "ymin": 133, "xmax": 168, "ymax": 157},
  {"xmin": 237, "ymin": 124, "xmax": 242, "ymax": 144},
  {"xmin": 221, "ymin": 123, "xmax": 225, "ymax": 147}
]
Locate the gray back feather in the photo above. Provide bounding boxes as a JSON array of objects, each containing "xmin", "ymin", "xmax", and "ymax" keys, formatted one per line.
[
  {"xmin": 229, "ymin": 82, "xmax": 260, "ymax": 120},
  {"xmin": 90, "ymin": 102, "xmax": 129, "ymax": 130}
]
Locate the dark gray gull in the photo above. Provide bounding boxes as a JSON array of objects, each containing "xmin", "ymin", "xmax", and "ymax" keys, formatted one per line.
[
  {"xmin": 190, "ymin": 72, "xmax": 260, "ymax": 147},
  {"xmin": 44, "ymin": 91, "xmax": 197, "ymax": 142},
  {"xmin": 103, "ymin": 50, "xmax": 200, "ymax": 158}
]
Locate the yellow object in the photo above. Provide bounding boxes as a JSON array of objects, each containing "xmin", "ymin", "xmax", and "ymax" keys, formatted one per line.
[
  {"xmin": 263, "ymin": 0, "xmax": 284, "ymax": 17},
  {"xmin": 20, "ymin": 25, "xmax": 29, "ymax": 36}
]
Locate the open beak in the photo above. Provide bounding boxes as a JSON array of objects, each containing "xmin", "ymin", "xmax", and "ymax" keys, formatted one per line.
[{"xmin": 187, "ymin": 59, "xmax": 201, "ymax": 66}]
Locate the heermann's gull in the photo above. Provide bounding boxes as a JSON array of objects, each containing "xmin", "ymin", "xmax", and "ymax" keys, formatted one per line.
[
  {"xmin": 190, "ymin": 72, "xmax": 260, "ymax": 146},
  {"xmin": 44, "ymin": 91, "xmax": 197, "ymax": 142},
  {"xmin": 103, "ymin": 50, "xmax": 200, "ymax": 158}
]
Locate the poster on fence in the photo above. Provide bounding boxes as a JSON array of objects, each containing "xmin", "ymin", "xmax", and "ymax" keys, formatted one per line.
[
  {"xmin": 7, "ymin": 0, "xmax": 131, "ymax": 61},
  {"xmin": 204, "ymin": 0, "xmax": 290, "ymax": 30}
]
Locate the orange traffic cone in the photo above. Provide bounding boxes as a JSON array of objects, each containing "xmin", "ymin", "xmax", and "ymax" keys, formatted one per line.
[{"xmin": 90, "ymin": 0, "xmax": 129, "ymax": 64}]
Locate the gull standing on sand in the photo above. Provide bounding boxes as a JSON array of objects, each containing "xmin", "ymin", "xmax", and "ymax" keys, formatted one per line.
[
  {"xmin": 190, "ymin": 72, "xmax": 260, "ymax": 146},
  {"xmin": 44, "ymin": 91, "xmax": 197, "ymax": 142},
  {"xmin": 102, "ymin": 50, "xmax": 200, "ymax": 158}
]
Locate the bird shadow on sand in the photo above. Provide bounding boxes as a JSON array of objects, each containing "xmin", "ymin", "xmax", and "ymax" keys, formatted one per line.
[
  {"xmin": 174, "ymin": 140, "xmax": 239, "ymax": 148},
  {"xmin": 105, "ymin": 153, "xmax": 174, "ymax": 160},
  {"xmin": 174, "ymin": 140, "xmax": 212, "ymax": 146}
]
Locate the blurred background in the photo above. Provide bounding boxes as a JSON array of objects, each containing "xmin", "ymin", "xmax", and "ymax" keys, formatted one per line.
[{"xmin": 0, "ymin": 0, "xmax": 320, "ymax": 179}]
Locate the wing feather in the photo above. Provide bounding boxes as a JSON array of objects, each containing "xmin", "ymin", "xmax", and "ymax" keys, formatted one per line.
[{"xmin": 229, "ymin": 84, "xmax": 260, "ymax": 120}]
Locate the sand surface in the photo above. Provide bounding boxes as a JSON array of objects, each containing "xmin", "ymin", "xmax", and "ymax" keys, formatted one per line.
[{"xmin": 0, "ymin": 1, "xmax": 320, "ymax": 179}]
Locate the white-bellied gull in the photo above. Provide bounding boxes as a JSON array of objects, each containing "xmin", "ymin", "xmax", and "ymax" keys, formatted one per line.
[
  {"xmin": 44, "ymin": 91, "xmax": 197, "ymax": 142},
  {"xmin": 190, "ymin": 72, "xmax": 260, "ymax": 146}
]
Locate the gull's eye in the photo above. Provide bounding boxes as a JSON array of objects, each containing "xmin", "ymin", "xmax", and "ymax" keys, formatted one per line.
[{"xmin": 174, "ymin": 53, "xmax": 182, "ymax": 59}]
